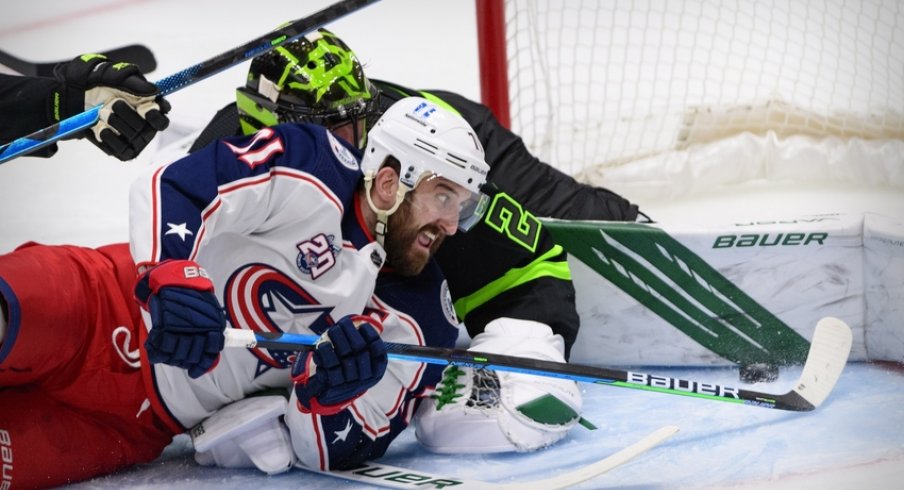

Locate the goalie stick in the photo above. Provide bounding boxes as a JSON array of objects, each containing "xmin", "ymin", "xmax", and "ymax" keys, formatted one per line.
[
  {"xmin": 302, "ymin": 425, "xmax": 679, "ymax": 489},
  {"xmin": 0, "ymin": 0, "xmax": 381, "ymax": 165},
  {"xmin": 224, "ymin": 316, "xmax": 852, "ymax": 412},
  {"xmin": 0, "ymin": 44, "xmax": 157, "ymax": 77}
]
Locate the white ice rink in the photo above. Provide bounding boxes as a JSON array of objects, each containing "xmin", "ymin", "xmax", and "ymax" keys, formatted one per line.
[{"xmin": 2, "ymin": 1, "xmax": 903, "ymax": 489}]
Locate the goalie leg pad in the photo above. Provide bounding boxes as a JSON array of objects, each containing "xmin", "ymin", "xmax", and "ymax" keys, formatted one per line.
[
  {"xmin": 415, "ymin": 318, "xmax": 583, "ymax": 453},
  {"xmin": 191, "ymin": 394, "xmax": 295, "ymax": 475}
]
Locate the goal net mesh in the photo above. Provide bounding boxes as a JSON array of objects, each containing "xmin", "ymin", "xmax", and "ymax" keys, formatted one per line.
[{"xmin": 498, "ymin": 0, "xmax": 904, "ymax": 183}]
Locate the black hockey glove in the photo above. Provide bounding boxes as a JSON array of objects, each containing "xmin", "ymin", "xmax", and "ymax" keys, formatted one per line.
[{"xmin": 52, "ymin": 53, "xmax": 171, "ymax": 161}]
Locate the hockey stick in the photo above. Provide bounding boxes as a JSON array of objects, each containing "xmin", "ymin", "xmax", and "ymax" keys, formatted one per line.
[
  {"xmin": 224, "ymin": 316, "xmax": 852, "ymax": 412},
  {"xmin": 305, "ymin": 425, "xmax": 679, "ymax": 489},
  {"xmin": 0, "ymin": 44, "xmax": 157, "ymax": 77},
  {"xmin": 0, "ymin": 0, "xmax": 381, "ymax": 164}
]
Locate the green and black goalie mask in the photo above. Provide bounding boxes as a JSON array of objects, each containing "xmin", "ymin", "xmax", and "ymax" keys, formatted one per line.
[{"xmin": 236, "ymin": 28, "xmax": 377, "ymax": 147}]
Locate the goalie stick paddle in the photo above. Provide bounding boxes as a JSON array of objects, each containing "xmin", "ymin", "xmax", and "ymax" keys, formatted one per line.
[
  {"xmin": 224, "ymin": 316, "xmax": 853, "ymax": 412},
  {"xmin": 302, "ymin": 425, "xmax": 680, "ymax": 489},
  {"xmin": 0, "ymin": 0, "xmax": 381, "ymax": 165},
  {"xmin": 0, "ymin": 44, "xmax": 157, "ymax": 77}
]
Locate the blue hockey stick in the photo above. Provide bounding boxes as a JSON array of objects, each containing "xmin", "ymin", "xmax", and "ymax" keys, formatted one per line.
[
  {"xmin": 0, "ymin": 0, "xmax": 380, "ymax": 165},
  {"xmin": 223, "ymin": 317, "xmax": 852, "ymax": 412}
]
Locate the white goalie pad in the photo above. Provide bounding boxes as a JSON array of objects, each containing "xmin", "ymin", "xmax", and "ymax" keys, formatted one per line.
[
  {"xmin": 415, "ymin": 318, "xmax": 583, "ymax": 453},
  {"xmin": 190, "ymin": 395, "xmax": 295, "ymax": 475}
]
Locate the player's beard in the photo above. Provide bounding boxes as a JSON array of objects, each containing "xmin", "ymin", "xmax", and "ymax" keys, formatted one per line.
[{"xmin": 384, "ymin": 199, "xmax": 446, "ymax": 276}]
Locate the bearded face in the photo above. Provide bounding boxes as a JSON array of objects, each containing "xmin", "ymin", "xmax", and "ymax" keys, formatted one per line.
[
  {"xmin": 383, "ymin": 197, "xmax": 447, "ymax": 276},
  {"xmin": 379, "ymin": 174, "xmax": 478, "ymax": 276}
]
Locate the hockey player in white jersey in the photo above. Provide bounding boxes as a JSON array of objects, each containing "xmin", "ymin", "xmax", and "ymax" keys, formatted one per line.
[
  {"xmin": 185, "ymin": 30, "xmax": 589, "ymax": 464},
  {"xmin": 0, "ymin": 94, "xmax": 488, "ymax": 489},
  {"xmin": 129, "ymin": 95, "xmax": 490, "ymax": 473}
]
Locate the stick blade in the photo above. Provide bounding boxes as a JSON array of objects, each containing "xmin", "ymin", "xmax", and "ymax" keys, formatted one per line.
[
  {"xmin": 793, "ymin": 317, "xmax": 853, "ymax": 409},
  {"xmin": 498, "ymin": 425, "xmax": 680, "ymax": 489},
  {"xmin": 33, "ymin": 45, "xmax": 158, "ymax": 77}
]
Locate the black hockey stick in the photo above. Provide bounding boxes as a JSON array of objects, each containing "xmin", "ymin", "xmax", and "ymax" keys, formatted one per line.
[
  {"xmin": 0, "ymin": 44, "xmax": 157, "ymax": 77},
  {"xmin": 0, "ymin": 0, "xmax": 381, "ymax": 164},
  {"xmin": 224, "ymin": 317, "xmax": 852, "ymax": 412}
]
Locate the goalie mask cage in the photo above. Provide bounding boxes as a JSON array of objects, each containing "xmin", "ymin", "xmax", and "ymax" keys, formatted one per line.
[{"xmin": 476, "ymin": 0, "xmax": 904, "ymax": 186}]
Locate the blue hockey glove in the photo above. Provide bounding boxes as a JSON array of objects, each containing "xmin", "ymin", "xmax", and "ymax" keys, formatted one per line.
[
  {"xmin": 292, "ymin": 315, "xmax": 388, "ymax": 414},
  {"xmin": 135, "ymin": 260, "xmax": 225, "ymax": 378},
  {"xmin": 53, "ymin": 53, "xmax": 170, "ymax": 161}
]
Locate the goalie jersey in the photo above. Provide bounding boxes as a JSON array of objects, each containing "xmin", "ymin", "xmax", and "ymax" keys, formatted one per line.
[{"xmin": 130, "ymin": 122, "xmax": 458, "ymax": 468}]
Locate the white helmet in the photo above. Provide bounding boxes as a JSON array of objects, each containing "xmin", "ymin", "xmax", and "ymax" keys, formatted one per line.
[{"xmin": 361, "ymin": 97, "xmax": 490, "ymax": 243}]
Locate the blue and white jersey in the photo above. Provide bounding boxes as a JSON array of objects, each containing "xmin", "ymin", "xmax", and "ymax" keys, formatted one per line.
[
  {"xmin": 130, "ymin": 123, "xmax": 386, "ymax": 428},
  {"xmin": 287, "ymin": 200, "xmax": 461, "ymax": 470}
]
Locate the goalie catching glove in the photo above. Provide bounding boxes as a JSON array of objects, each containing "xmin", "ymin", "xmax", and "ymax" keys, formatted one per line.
[
  {"xmin": 52, "ymin": 53, "xmax": 170, "ymax": 160},
  {"xmin": 415, "ymin": 318, "xmax": 583, "ymax": 453},
  {"xmin": 135, "ymin": 260, "xmax": 226, "ymax": 378},
  {"xmin": 291, "ymin": 315, "xmax": 388, "ymax": 414}
]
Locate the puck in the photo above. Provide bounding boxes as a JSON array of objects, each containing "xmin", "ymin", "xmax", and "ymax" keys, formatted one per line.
[{"xmin": 739, "ymin": 363, "xmax": 779, "ymax": 383}]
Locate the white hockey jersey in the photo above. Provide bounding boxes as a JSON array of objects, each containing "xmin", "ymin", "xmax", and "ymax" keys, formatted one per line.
[{"xmin": 130, "ymin": 123, "xmax": 460, "ymax": 468}]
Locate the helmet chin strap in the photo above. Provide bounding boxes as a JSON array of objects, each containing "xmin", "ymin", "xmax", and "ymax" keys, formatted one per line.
[{"xmin": 363, "ymin": 170, "xmax": 411, "ymax": 247}]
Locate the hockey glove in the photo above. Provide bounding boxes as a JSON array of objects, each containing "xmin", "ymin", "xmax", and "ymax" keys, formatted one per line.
[
  {"xmin": 415, "ymin": 318, "xmax": 583, "ymax": 453},
  {"xmin": 291, "ymin": 315, "xmax": 388, "ymax": 414},
  {"xmin": 52, "ymin": 53, "xmax": 170, "ymax": 161},
  {"xmin": 135, "ymin": 260, "xmax": 225, "ymax": 378}
]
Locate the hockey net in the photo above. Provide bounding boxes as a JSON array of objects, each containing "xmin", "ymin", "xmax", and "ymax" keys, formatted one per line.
[{"xmin": 477, "ymin": 0, "xmax": 904, "ymax": 197}]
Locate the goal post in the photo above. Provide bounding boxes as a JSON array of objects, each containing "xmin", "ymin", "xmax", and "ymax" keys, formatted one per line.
[
  {"xmin": 475, "ymin": 0, "xmax": 904, "ymax": 187},
  {"xmin": 476, "ymin": 0, "xmax": 510, "ymax": 129}
]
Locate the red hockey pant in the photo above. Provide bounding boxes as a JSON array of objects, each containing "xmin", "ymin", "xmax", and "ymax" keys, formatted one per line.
[{"xmin": 0, "ymin": 243, "xmax": 174, "ymax": 489}]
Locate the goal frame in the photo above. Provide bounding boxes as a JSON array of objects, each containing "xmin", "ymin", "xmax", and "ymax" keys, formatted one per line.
[{"xmin": 476, "ymin": 0, "xmax": 511, "ymax": 129}]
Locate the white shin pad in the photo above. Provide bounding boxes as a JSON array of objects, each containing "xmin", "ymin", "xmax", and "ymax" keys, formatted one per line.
[{"xmin": 191, "ymin": 395, "xmax": 296, "ymax": 475}]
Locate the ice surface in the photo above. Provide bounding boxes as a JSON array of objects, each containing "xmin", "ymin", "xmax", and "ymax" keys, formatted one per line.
[
  {"xmin": 2, "ymin": 1, "xmax": 903, "ymax": 488},
  {"xmin": 68, "ymin": 363, "xmax": 904, "ymax": 489}
]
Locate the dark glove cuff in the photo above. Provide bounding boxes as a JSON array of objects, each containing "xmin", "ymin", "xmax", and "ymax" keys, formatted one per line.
[{"xmin": 49, "ymin": 55, "xmax": 106, "ymax": 122}]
